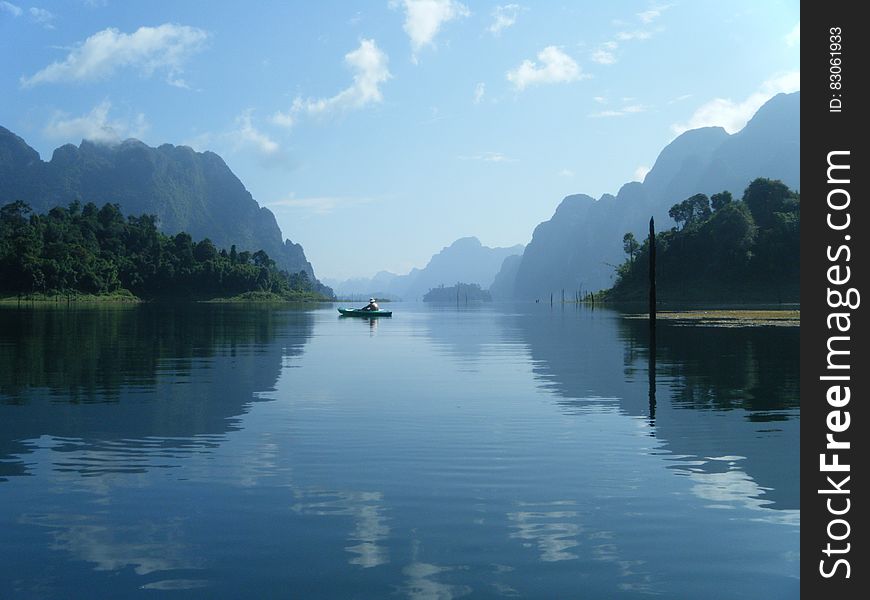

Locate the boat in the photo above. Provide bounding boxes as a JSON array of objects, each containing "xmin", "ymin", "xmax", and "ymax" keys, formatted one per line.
[{"xmin": 338, "ymin": 307, "xmax": 393, "ymax": 317}]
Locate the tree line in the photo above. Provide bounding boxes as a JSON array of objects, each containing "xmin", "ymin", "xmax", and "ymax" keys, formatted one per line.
[
  {"xmin": 609, "ymin": 178, "xmax": 799, "ymax": 301},
  {"xmin": 0, "ymin": 200, "xmax": 327, "ymax": 300}
]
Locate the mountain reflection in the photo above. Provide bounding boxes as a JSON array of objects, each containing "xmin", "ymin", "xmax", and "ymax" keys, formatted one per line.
[
  {"xmin": 1, "ymin": 303, "xmax": 799, "ymax": 598},
  {"xmin": 616, "ymin": 316, "xmax": 799, "ymax": 416},
  {"xmin": 0, "ymin": 304, "xmax": 314, "ymax": 480},
  {"xmin": 502, "ymin": 304, "xmax": 799, "ymax": 511}
]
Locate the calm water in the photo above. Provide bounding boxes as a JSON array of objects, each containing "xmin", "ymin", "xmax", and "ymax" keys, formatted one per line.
[{"xmin": 0, "ymin": 302, "xmax": 799, "ymax": 598}]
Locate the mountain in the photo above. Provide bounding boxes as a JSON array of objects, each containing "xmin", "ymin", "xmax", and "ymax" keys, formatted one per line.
[
  {"xmin": 331, "ymin": 237, "xmax": 524, "ymax": 300},
  {"xmin": 489, "ymin": 254, "xmax": 523, "ymax": 300},
  {"xmin": 0, "ymin": 127, "xmax": 330, "ymax": 294},
  {"xmin": 501, "ymin": 92, "xmax": 800, "ymax": 298}
]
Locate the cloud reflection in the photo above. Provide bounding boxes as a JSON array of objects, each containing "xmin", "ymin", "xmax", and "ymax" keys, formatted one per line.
[
  {"xmin": 292, "ymin": 489, "xmax": 390, "ymax": 568},
  {"xmin": 508, "ymin": 501, "xmax": 580, "ymax": 562},
  {"xmin": 20, "ymin": 512, "xmax": 205, "ymax": 586}
]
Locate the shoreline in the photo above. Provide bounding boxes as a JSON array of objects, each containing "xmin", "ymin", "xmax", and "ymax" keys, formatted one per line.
[{"xmin": 0, "ymin": 291, "xmax": 333, "ymax": 305}]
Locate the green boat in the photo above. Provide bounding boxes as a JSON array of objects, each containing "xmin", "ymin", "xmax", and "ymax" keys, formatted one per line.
[{"xmin": 338, "ymin": 307, "xmax": 393, "ymax": 317}]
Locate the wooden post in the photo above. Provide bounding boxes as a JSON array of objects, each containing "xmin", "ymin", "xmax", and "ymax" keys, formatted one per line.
[
  {"xmin": 649, "ymin": 217, "xmax": 656, "ymax": 327},
  {"xmin": 648, "ymin": 330, "xmax": 657, "ymax": 422},
  {"xmin": 648, "ymin": 216, "xmax": 657, "ymax": 421}
]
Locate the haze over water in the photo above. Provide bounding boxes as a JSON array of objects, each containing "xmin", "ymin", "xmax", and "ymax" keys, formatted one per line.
[{"xmin": 0, "ymin": 303, "xmax": 798, "ymax": 598}]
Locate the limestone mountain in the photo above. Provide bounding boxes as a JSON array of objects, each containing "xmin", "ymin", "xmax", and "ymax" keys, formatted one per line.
[
  {"xmin": 502, "ymin": 91, "xmax": 800, "ymax": 298},
  {"xmin": 0, "ymin": 127, "xmax": 330, "ymax": 294}
]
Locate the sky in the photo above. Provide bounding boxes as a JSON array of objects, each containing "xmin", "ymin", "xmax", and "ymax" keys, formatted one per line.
[{"xmin": 1, "ymin": 1, "xmax": 800, "ymax": 280}]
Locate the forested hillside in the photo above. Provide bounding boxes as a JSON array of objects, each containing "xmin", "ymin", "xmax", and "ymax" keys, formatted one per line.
[
  {"xmin": 606, "ymin": 178, "xmax": 799, "ymax": 302},
  {"xmin": 0, "ymin": 201, "xmax": 329, "ymax": 300}
]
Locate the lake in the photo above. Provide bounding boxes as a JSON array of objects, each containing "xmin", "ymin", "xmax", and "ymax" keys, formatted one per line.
[{"xmin": 0, "ymin": 302, "xmax": 799, "ymax": 598}]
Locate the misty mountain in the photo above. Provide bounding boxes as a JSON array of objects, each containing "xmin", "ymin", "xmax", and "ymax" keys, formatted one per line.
[
  {"xmin": 502, "ymin": 92, "xmax": 800, "ymax": 298},
  {"xmin": 0, "ymin": 127, "xmax": 330, "ymax": 293},
  {"xmin": 489, "ymin": 254, "xmax": 523, "ymax": 300},
  {"xmin": 331, "ymin": 237, "xmax": 524, "ymax": 300}
]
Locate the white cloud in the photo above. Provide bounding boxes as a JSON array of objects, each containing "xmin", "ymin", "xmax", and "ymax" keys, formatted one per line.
[
  {"xmin": 615, "ymin": 29, "xmax": 652, "ymax": 41},
  {"xmin": 633, "ymin": 165, "xmax": 650, "ymax": 182},
  {"xmin": 458, "ymin": 152, "xmax": 516, "ymax": 163},
  {"xmin": 488, "ymin": 4, "xmax": 520, "ymax": 35},
  {"xmin": 293, "ymin": 39, "xmax": 390, "ymax": 115},
  {"xmin": 473, "ymin": 82, "xmax": 485, "ymax": 104},
  {"xmin": 43, "ymin": 100, "xmax": 148, "ymax": 143},
  {"xmin": 558, "ymin": 168, "xmax": 574, "ymax": 177},
  {"xmin": 392, "ymin": 0, "xmax": 469, "ymax": 61},
  {"xmin": 591, "ymin": 48, "xmax": 616, "ymax": 65},
  {"xmin": 507, "ymin": 46, "xmax": 585, "ymax": 91},
  {"xmin": 590, "ymin": 7, "xmax": 660, "ymax": 67},
  {"xmin": 589, "ymin": 104, "xmax": 647, "ymax": 118},
  {"xmin": 20, "ymin": 23, "xmax": 208, "ymax": 87},
  {"xmin": 231, "ymin": 109, "xmax": 279, "ymax": 156},
  {"xmin": 270, "ymin": 111, "xmax": 295, "ymax": 129},
  {"xmin": 592, "ymin": 96, "xmax": 607, "ymax": 104},
  {"xmin": 637, "ymin": 4, "xmax": 671, "ymax": 24},
  {"xmin": 267, "ymin": 195, "xmax": 375, "ymax": 216},
  {"xmin": 29, "ymin": 6, "xmax": 55, "ymax": 28},
  {"xmin": 1, "ymin": 1, "xmax": 22, "ymax": 17},
  {"xmin": 667, "ymin": 93, "xmax": 692, "ymax": 104},
  {"xmin": 785, "ymin": 22, "xmax": 799, "ymax": 47},
  {"xmin": 672, "ymin": 71, "xmax": 800, "ymax": 134}
]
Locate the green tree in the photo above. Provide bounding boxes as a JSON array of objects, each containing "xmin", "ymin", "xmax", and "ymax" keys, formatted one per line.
[
  {"xmin": 668, "ymin": 193, "xmax": 711, "ymax": 230},
  {"xmin": 742, "ymin": 178, "xmax": 797, "ymax": 230},
  {"xmin": 622, "ymin": 232, "xmax": 640, "ymax": 263},
  {"xmin": 193, "ymin": 238, "xmax": 218, "ymax": 263},
  {"xmin": 0, "ymin": 201, "xmax": 329, "ymax": 300},
  {"xmin": 711, "ymin": 190, "xmax": 733, "ymax": 211}
]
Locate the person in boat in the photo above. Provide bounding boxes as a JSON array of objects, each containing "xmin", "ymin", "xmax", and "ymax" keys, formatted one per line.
[{"xmin": 362, "ymin": 297, "xmax": 380, "ymax": 311}]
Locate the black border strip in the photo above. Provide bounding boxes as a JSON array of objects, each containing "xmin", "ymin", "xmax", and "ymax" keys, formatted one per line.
[{"xmin": 801, "ymin": 4, "xmax": 867, "ymax": 596}]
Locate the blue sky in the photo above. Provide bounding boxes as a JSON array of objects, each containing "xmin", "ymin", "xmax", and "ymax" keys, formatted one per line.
[{"xmin": 1, "ymin": 1, "xmax": 799, "ymax": 280}]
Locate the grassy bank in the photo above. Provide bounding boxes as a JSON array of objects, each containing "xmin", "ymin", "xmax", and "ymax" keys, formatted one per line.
[
  {"xmin": 0, "ymin": 290, "xmax": 141, "ymax": 304},
  {"xmin": 1, "ymin": 289, "xmax": 332, "ymax": 305}
]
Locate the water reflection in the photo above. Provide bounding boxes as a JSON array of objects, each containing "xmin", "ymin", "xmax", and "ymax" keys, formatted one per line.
[
  {"xmin": 617, "ymin": 315, "xmax": 800, "ymax": 511},
  {"xmin": 617, "ymin": 315, "xmax": 799, "ymax": 415},
  {"xmin": 507, "ymin": 304, "xmax": 799, "ymax": 512},
  {"xmin": 20, "ymin": 512, "xmax": 205, "ymax": 578},
  {"xmin": 0, "ymin": 302, "xmax": 799, "ymax": 598},
  {"xmin": 399, "ymin": 540, "xmax": 472, "ymax": 600},
  {"xmin": 292, "ymin": 489, "xmax": 390, "ymax": 569},
  {"xmin": 508, "ymin": 501, "xmax": 580, "ymax": 562},
  {"xmin": 0, "ymin": 304, "xmax": 314, "ymax": 480}
]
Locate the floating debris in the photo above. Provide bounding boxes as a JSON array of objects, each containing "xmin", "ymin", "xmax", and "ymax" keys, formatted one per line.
[{"xmin": 624, "ymin": 310, "xmax": 800, "ymax": 328}]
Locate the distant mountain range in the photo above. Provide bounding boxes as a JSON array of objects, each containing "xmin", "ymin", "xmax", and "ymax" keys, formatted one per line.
[
  {"xmin": 498, "ymin": 91, "xmax": 800, "ymax": 298},
  {"xmin": 326, "ymin": 236, "xmax": 523, "ymax": 300},
  {"xmin": 0, "ymin": 127, "xmax": 331, "ymax": 295}
]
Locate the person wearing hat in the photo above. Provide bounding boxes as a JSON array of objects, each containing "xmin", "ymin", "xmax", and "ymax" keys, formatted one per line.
[{"xmin": 362, "ymin": 297, "xmax": 380, "ymax": 311}]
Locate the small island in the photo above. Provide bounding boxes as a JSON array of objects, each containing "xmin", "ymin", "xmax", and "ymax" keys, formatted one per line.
[{"xmin": 423, "ymin": 282, "xmax": 492, "ymax": 303}]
